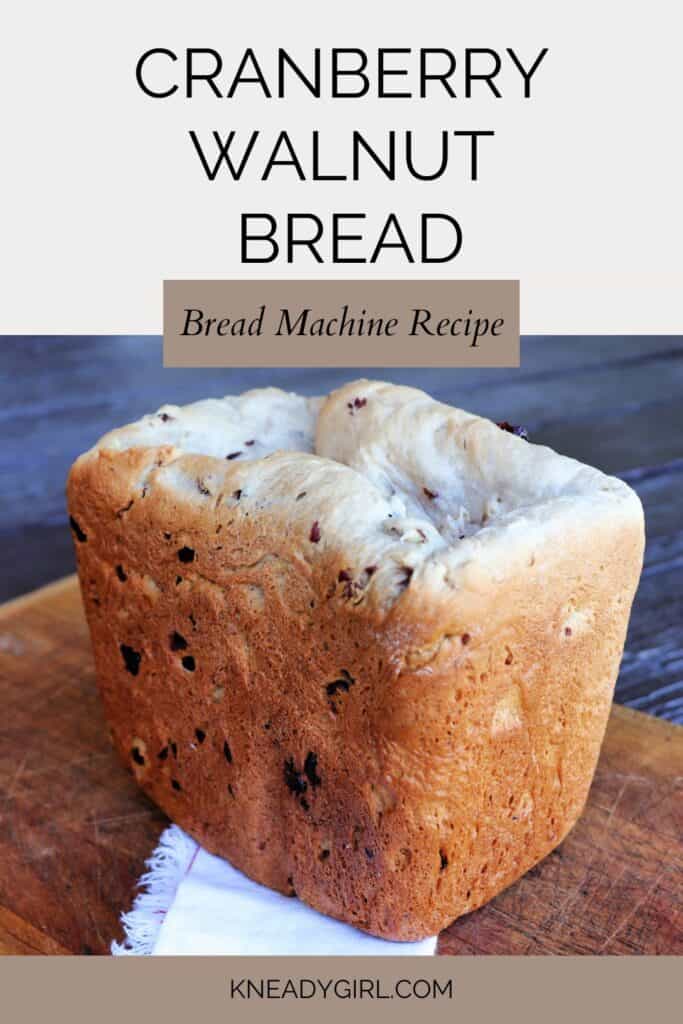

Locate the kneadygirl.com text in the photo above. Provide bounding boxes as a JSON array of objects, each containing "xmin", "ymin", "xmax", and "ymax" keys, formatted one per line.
[{"xmin": 229, "ymin": 976, "xmax": 454, "ymax": 1000}]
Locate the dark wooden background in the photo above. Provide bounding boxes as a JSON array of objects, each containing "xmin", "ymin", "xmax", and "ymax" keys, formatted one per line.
[{"xmin": 2, "ymin": 335, "xmax": 682, "ymax": 723}]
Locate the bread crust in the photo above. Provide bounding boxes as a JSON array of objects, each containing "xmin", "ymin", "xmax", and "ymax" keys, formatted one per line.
[{"xmin": 67, "ymin": 382, "xmax": 644, "ymax": 940}]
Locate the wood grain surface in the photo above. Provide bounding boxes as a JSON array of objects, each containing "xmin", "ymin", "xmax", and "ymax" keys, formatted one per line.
[
  {"xmin": 2, "ymin": 335, "xmax": 682, "ymax": 722},
  {"xmin": 0, "ymin": 576, "xmax": 681, "ymax": 956}
]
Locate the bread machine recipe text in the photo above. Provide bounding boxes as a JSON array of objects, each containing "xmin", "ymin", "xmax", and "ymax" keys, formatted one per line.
[{"xmin": 67, "ymin": 380, "xmax": 644, "ymax": 940}]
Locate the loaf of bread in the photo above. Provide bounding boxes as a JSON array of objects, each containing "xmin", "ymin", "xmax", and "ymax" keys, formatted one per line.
[{"xmin": 67, "ymin": 380, "xmax": 644, "ymax": 941}]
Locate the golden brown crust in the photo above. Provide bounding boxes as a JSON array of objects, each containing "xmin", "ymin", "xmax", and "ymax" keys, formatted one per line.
[{"xmin": 66, "ymin": 383, "xmax": 644, "ymax": 940}]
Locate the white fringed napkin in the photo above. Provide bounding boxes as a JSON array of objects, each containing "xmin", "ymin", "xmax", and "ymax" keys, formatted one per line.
[{"xmin": 112, "ymin": 825, "xmax": 437, "ymax": 956}]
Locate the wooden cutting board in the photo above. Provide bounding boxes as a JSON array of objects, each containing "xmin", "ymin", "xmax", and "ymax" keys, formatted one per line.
[{"xmin": 0, "ymin": 576, "xmax": 681, "ymax": 956}]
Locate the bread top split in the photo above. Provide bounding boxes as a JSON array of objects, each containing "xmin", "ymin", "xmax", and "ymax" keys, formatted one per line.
[{"xmin": 74, "ymin": 379, "xmax": 644, "ymax": 622}]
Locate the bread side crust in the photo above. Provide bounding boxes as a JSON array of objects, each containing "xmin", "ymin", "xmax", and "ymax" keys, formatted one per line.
[{"xmin": 371, "ymin": 496, "xmax": 643, "ymax": 936}]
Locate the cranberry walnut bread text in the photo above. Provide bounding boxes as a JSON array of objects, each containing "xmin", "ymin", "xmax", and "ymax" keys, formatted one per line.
[{"xmin": 67, "ymin": 380, "xmax": 644, "ymax": 941}]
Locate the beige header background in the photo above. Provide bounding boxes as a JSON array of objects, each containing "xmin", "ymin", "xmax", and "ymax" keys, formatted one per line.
[
  {"xmin": 1, "ymin": 0, "xmax": 681, "ymax": 333},
  {"xmin": 163, "ymin": 280, "xmax": 519, "ymax": 366}
]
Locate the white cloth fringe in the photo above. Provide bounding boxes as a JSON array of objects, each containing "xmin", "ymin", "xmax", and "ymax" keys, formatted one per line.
[
  {"xmin": 112, "ymin": 823, "xmax": 438, "ymax": 956},
  {"xmin": 111, "ymin": 824, "xmax": 198, "ymax": 955}
]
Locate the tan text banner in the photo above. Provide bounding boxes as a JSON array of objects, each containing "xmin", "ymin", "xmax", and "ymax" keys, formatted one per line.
[
  {"xmin": 1, "ymin": 956, "xmax": 679, "ymax": 1024},
  {"xmin": 163, "ymin": 280, "xmax": 519, "ymax": 367}
]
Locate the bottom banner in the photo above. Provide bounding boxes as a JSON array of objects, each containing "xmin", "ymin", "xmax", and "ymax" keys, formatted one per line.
[{"xmin": 1, "ymin": 956, "xmax": 677, "ymax": 1023}]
